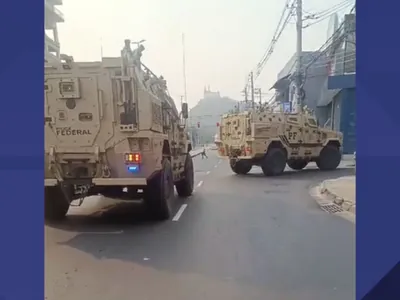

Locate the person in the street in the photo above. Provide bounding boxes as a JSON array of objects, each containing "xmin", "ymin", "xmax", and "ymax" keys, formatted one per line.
[{"xmin": 201, "ymin": 145, "xmax": 208, "ymax": 159}]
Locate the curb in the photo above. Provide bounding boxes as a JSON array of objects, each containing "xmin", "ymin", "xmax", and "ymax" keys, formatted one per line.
[
  {"xmin": 309, "ymin": 184, "xmax": 355, "ymax": 224},
  {"xmin": 319, "ymin": 178, "xmax": 356, "ymax": 215}
]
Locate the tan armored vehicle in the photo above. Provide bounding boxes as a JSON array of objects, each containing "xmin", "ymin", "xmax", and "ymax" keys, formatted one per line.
[
  {"xmin": 45, "ymin": 40, "xmax": 194, "ymax": 221},
  {"xmin": 215, "ymin": 109, "xmax": 343, "ymax": 176}
]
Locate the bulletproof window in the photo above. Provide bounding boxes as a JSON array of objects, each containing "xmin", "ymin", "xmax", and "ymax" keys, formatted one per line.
[
  {"xmin": 308, "ymin": 118, "xmax": 317, "ymax": 126},
  {"xmin": 60, "ymin": 82, "xmax": 75, "ymax": 93}
]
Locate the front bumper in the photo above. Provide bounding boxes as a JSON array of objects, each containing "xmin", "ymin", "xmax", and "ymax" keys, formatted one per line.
[{"xmin": 44, "ymin": 177, "xmax": 147, "ymax": 187}]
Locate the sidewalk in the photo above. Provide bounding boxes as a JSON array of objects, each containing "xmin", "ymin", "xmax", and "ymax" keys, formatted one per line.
[{"xmin": 320, "ymin": 175, "xmax": 356, "ymax": 215}]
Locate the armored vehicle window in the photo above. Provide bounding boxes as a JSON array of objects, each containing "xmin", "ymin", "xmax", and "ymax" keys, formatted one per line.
[
  {"xmin": 60, "ymin": 82, "xmax": 75, "ymax": 93},
  {"xmin": 308, "ymin": 118, "xmax": 317, "ymax": 126},
  {"xmin": 288, "ymin": 117, "xmax": 298, "ymax": 123},
  {"xmin": 79, "ymin": 113, "xmax": 93, "ymax": 122}
]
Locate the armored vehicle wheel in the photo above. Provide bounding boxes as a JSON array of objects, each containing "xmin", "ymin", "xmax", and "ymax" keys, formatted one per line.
[
  {"xmin": 316, "ymin": 144, "xmax": 342, "ymax": 171},
  {"xmin": 144, "ymin": 159, "xmax": 174, "ymax": 220},
  {"xmin": 287, "ymin": 159, "xmax": 308, "ymax": 170},
  {"xmin": 261, "ymin": 148, "xmax": 287, "ymax": 176},
  {"xmin": 230, "ymin": 159, "xmax": 252, "ymax": 175},
  {"xmin": 175, "ymin": 154, "xmax": 194, "ymax": 197},
  {"xmin": 45, "ymin": 186, "xmax": 70, "ymax": 221}
]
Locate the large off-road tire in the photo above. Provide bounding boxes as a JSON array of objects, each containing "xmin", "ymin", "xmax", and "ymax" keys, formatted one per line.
[
  {"xmin": 175, "ymin": 154, "xmax": 194, "ymax": 197},
  {"xmin": 45, "ymin": 186, "xmax": 70, "ymax": 221},
  {"xmin": 316, "ymin": 144, "xmax": 342, "ymax": 171},
  {"xmin": 287, "ymin": 159, "xmax": 308, "ymax": 170},
  {"xmin": 230, "ymin": 159, "xmax": 252, "ymax": 175},
  {"xmin": 144, "ymin": 159, "xmax": 175, "ymax": 221},
  {"xmin": 261, "ymin": 148, "xmax": 287, "ymax": 176}
]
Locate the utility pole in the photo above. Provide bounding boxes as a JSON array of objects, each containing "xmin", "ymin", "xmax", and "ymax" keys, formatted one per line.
[
  {"xmin": 250, "ymin": 72, "xmax": 255, "ymax": 110},
  {"xmin": 295, "ymin": 0, "xmax": 303, "ymax": 112}
]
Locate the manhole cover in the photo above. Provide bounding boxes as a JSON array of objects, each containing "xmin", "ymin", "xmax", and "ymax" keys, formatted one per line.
[{"xmin": 320, "ymin": 204, "xmax": 343, "ymax": 213}]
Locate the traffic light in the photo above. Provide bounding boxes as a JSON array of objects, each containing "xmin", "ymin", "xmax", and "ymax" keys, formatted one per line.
[{"xmin": 197, "ymin": 122, "xmax": 200, "ymax": 128}]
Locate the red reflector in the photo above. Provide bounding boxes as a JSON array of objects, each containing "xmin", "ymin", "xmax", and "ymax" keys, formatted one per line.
[{"xmin": 125, "ymin": 153, "xmax": 141, "ymax": 163}]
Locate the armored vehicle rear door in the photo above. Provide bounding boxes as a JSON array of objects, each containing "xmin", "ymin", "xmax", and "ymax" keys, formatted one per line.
[
  {"xmin": 221, "ymin": 115, "xmax": 244, "ymax": 147},
  {"xmin": 230, "ymin": 116, "xmax": 246, "ymax": 146},
  {"xmin": 45, "ymin": 76, "xmax": 104, "ymax": 148}
]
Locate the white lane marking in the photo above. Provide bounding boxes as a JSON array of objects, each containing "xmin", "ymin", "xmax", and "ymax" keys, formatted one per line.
[
  {"xmin": 197, "ymin": 180, "xmax": 204, "ymax": 187},
  {"xmin": 172, "ymin": 204, "xmax": 188, "ymax": 221},
  {"xmin": 206, "ymin": 171, "xmax": 211, "ymax": 175},
  {"xmin": 143, "ymin": 257, "xmax": 150, "ymax": 261},
  {"xmin": 214, "ymin": 165, "xmax": 218, "ymax": 168},
  {"xmin": 218, "ymin": 160, "xmax": 222, "ymax": 164}
]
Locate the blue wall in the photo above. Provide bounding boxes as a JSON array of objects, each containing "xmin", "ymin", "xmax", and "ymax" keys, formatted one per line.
[
  {"xmin": 339, "ymin": 88, "xmax": 356, "ymax": 154},
  {"xmin": 317, "ymin": 87, "xmax": 355, "ymax": 154},
  {"xmin": 329, "ymin": 88, "xmax": 356, "ymax": 154}
]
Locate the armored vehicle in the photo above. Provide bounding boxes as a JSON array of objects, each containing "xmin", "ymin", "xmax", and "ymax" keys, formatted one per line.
[
  {"xmin": 215, "ymin": 109, "xmax": 343, "ymax": 176},
  {"xmin": 45, "ymin": 40, "xmax": 194, "ymax": 221}
]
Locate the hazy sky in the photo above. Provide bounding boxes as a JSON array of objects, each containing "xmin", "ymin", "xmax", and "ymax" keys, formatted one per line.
[{"xmin": 57, "ymin": 0, "xmax": 353, "ymax": 107}]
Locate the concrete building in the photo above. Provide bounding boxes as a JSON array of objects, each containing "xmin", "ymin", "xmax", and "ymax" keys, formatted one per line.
[
  {"xmin": 272, "ymin": 51, "xmax": 328, "ymax": 113},
  {"xmin": 317, "ymin": 13, "xmax": 356, "ymax": 154},
  {"xmin": 45, "ymin": 0, "xmax": 64, "ymax": 62}
]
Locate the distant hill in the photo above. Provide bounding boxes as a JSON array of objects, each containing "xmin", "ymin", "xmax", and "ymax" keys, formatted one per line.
[{"xmin": 188, "ymin": 87, "xmax": 238, "ymax": 146}]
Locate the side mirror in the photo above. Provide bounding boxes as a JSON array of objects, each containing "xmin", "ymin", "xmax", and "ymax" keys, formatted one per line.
[{"xmin": 181, "ymin": 102, "xmax": 189, "ymax": 119}]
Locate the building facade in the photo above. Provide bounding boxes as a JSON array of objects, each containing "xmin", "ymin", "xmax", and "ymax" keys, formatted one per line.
[
  {"xmin": 272, "ymin": 12, "xmax": 356, "ymax": 154},
  {"xmin": 273, "ymin": 51, "xmax": 328, "ymax": 113},
  {"xmin": 316, "ymin": 13, "xmax": 356, "ymax": 154},
  {"xmin": 45, "ymin": 0, "xmax": 64, "ymax": 62}
]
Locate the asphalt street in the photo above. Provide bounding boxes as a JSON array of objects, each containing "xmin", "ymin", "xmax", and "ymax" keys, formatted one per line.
[{"xmin": 45, "ymin": 150, "xmax": 355, "ymax": 300}]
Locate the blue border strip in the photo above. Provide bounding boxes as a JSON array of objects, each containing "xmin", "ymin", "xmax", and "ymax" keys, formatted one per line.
[
  {"xmin": 0, "ymin": 1, "xmax": 44, "ymax": 299},
  {"xmin": 358, "ymin": 0, "xmax": 400, "ymax": 299}
]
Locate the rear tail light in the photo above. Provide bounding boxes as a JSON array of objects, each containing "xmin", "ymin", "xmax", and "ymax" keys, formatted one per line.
[{"xmin": 125, "ymin": 153, "xmax": 141, "ymax": 163}]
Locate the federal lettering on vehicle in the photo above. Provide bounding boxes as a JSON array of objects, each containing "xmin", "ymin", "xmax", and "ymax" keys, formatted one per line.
[{"xmin": 56, "ymin": 127, "xmax": 92, "ymax": 136}]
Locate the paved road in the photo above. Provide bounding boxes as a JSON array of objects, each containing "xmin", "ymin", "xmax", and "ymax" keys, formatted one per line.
[{"xmin": 45, "ymin": 151, "xmax": 355, "ymax": 300}]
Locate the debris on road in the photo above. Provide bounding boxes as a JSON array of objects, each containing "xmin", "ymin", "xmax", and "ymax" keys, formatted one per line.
[{"xmin": 320, "ymin": 176, "xmax": 356, "ymax": 215}]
